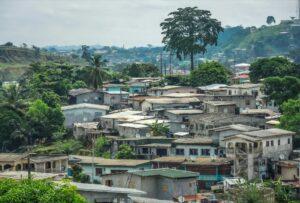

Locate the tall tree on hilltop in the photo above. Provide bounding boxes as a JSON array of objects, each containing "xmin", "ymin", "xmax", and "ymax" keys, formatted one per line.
[
  {"xmin": 266, "ymin": 16, "xmax": 276, "ymax": 25},
  {"xmin": 160, "ymin": 7, "xmax": 223, "ymax": 70},
  {"xmin": 89, "ymin": 54, "xmax": 108, "ymax": 90},
  {"xmin": 81, "ymin": 45, "xmax": 91, "ymax": 62}
]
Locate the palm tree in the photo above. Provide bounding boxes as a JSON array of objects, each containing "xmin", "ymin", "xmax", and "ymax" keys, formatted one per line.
[
  {"xmin": 0, "ymin": 84, "xmax": 26, "ymax": 110},
  {"xmin": 89, "ymin": 54, "xmax": 109, "ymax": 90}
]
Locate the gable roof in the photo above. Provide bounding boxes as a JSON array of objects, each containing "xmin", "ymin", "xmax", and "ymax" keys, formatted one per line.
[
  {"xmin": 204, "ymin": 101, "xmax": 236, "ymax": 106},
  {"xmin": 130, "ymin": 168, "xmax": 198, "ymax": 179},
  {"xmin": 166, "ymin": 109, "xmax": 203, "ymax": 115},
  {"xmin": 62, "ymin": 103, "xmax": 110, "ymax": 111},
  {"xmin": 173, "ymin": 137, "xmax": 213, "ymax": 145},
  {"xmin": 0, "ymin": 153, "xmax": 25, "ymax": 162},
  {"xmin": 244, "ymin": 128, "xmax": 295, "ymax": 138},
  {"xmin": 144, "ymin": 97, "xmax": 199, "ymax": 104},
  {"xmin": 210, "ymin": 124, "xmax": 260, "ymax": 132},
  {"xmin": 70, "ymin": 155, "xmax": 150, "ymax": 167}
]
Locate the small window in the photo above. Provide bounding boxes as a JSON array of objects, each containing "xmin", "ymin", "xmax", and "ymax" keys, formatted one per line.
[
  {"xmin": 266, "ymin": 141, "xmax": 269, "ymax": 147},
  {"xmin": 105, "ymin": 180, "xmax": 113, "ymax": 187},
  {"xmin": 201, "ymin": 149, "xmax": 210, "ymax": 156},
  {"xmin": 271, "ymin": 140, "xmax": 274, "ymax": 146},
  {"xmin": 277, "ymin": 166, "xmax": 281, "ymax": 175},
  {"xmin": 245, "ymin": 100, "xmax": 250, "ymax": 106},
  {"xmin": 189, "ymin": 149, "xmax": 198, "ymax": 155},
  {"xmin": 95, "ymin": 168, "xmax": 102, "ymax": 176},
  {"xmin": 288, "ymin": 138, "xmax": 291, "ymax": 144},
  {"xmin": 176, "ymin": 148, "xmax": 185, "ymax": 155},
  {"xmin": 278, "ymin": 139, "xmax": 280, "ymax": 146},
  {"xmin": 223, "ymin": 108, "xmax": 228, "ymax": 113},
  {"xmin": 95, "ymin": 112, "xmax": 102, "ymax": 118},
  {"xmin": 142, "ymin": 148, "xmax": 149, "ymax": 154}
]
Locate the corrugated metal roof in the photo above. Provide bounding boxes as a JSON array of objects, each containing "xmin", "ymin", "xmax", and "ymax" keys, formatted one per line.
[
  {"xmin": 62, "ymin": 103, "xmax": 110, "ymax": 111},
  {"xmin": 130, "ymin": 168, "xmax": 198, "ymax": 179}
]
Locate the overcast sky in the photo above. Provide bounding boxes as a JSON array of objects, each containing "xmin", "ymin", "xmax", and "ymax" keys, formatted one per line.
[{"xmin": 0, "ymin": 0, "xmax": 298, "ymax": 47}]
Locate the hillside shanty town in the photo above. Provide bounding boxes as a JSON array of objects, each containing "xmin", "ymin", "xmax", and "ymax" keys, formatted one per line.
[{"xmin": 1, "ymin": 0, "xmax": 300, "ymax": 203}]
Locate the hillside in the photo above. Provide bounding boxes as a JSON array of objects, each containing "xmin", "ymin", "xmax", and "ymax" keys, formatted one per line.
[
  {"xmin": 206, "ymin": 21, "xmax": 299, "ymax": 63},
  {"xmin": 1, "ymin": 22, "xmax": 299, "ymax": 81},
  {"xmin": 0, "ymin": 45, "xmax": 83, "ymax": 81}
]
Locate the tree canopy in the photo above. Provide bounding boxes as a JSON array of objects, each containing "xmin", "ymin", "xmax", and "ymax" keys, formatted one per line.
[
  {"xmin": 262, "ymin": 76, "xmax": 300, "ymax": 106},
  {"xmin": 0, "ymin": 179, "xmax": 86, "ymax": 203},
  {"xmin": 150, "ymin": 121, "xmax": 169, "ymax": 137},
  {"xmin": 122, "ymin": 63, "xmax": 160, "ymax": 77},
  {"xmin": 279, "ymin": 99, "xmax": 300, "ymax": 134},
  {"xmin": 190, "ymin": 61, "xmax": 230, "ymax": 87},
  {"xmin": 26, "ymin": 99, "xmax": 65, "ymax": 143},
  {"xmin": 266, "ymin": 16, "xmax": 276, "ymax": 25},
  {"xmin": 161, "ymin": 7, "xmax": 223, "ymax": 70},
  {"xmin": 115, "ymin": 144, "xmax": 135, "ymax": 159},
  {"xmin": 249, "ymin": 57, "xmax": 299, "ymax": 83}
]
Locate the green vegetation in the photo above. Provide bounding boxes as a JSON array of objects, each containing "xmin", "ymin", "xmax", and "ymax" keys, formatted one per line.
[
  {"xmin": 33, "ymin": 140, "xmax": 83, "ymax": 155},
  {"xmin": 279, "ymin": 99, "xmax": 300, "ymax": 134},
  {"xmin": 122, "ymin": 63, "xmax": 160, "ymax": 77},
  {"xmin": 95, "ymin": 136, "xmax": 111, "ymax": 158},
  {"xmin": 0, "ymin": 179, "xmax": 86, "ymax": 203},
  {"xmin": 115, "ymin": 144, "xmax": 135, "ymax": 159},
  {"xmin": 26, "ymin": 99, "xmax": 65, "ymax": 143},
  {"xmin": 249, "ymin": 57, "xmax": 299, "ymax": 83},
  {"xmin": 190, "ymin": 61, "xmax": 230, "ymax": 86},
  {"xmin": 150, "ymin": 121, "xmax": 169, "ymax": 137},
  {"xmin": 161, "ymin": 7, "xmax": 223, "ymax": 70},
  {"xmin": 72, "ymin": 164, "xmax": 90, "ymax": 183},
  {"xmin": 262, "ymin": 76, "xmax": 300, "ymax": 106},
  {"xmin": 88, "ymin": 54, "xmax": 109, "ymax": 89}
]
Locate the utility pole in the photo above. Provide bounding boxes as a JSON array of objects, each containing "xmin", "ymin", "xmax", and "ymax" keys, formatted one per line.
[
  {"xmin": 91, "ymin": 134, "xmax": 95, "ymax": 183},
  {"xmin": 27, "ymin": 153, "xmax": 31, "ymax": 179},
  {"xmin": 160, "ymin": 52, "xmax": 163, "ymax": 75},
  {"xmin": 27, "ymin": 132, "xmax": 31, "ymax": 179},
  {"xmin": 298, "ymin": 0, "xmax": 300, "ymax": 19},
  {"xmin": 169, "ymin": 53, "xmax": 172, "ymax": 75}
]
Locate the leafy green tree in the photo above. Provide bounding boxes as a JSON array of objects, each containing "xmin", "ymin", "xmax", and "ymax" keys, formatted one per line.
[
  {"xmin": 41, "ymin": 91, "xmax": 61, "ymax": 108},
  {"xmin": 81, "ymin": 45, "xmax": 91, "ymax": 62},
  {"xmin": 262, "ymin": 76, "xmax": 300, "ymax": 106},
  {"xmin": 26, "ymin": 99, "xmax": 64, "ymax": 142},
  {"xmin": 122, "ymin": 63, "xmax": 160, "ymax": 77},
  {"xmin": 235, "ymin": 181, "xmax": 265, "ymax": 203},
  {"xmin": 279, "ymin": 99, "xmax": 300, "ymax": 134},
  {"xmin": 0, "ymin": 84, "xmax": 26, "ymax": 110},
  {"xmin": 22, "ymin": 62, "xmax": 76, "ymax": 101},
  {"xmin": 95, "ymin": 136, "xmax": 111, "ymax": 157},
  {"xmin": 264, "ymin": 178, "xmax": 293, "ymax": 202},
  {"xmin": 249, "ymin": 57, "xmax": 298, "ymax": 83},
  {"xmin": 150, "ymin": 121, "xmax": 169, "ymax": 137},
  {"xmin": 71, "ymin": 164, "xmax": 90, "ymax": 183},
  {"xmin": 266, "ymin": 16, "xmax": 276, "ymax": 25},
  {"xmin": 0, "ymin": 179, "xmax": 86, "ymax": 203},
  {"xmin": 190, "ymin": 61, "xmax": 230, "ymax": 86},
  {"xmin": 164, "ymin": 75, "xmax": 190, "ymax": 86},
  {"xmin": 72, "ymin": 80, "xmax": 88, "ymax": 89},
  {"xmin": 0, "ymin": 106, "xmax": 27, "ymax": 151},
  {"xmin": 160, "ymin": 7, "xmax": 223, "ymax": 70},
  {"xmin": 115, "ymin": 144, "xmax": 135, "ymax": 159}
]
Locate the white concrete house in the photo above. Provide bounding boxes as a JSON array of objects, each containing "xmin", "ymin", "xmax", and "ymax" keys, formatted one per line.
[{"xmin": 62, "ymin": 103, "xmax": 110, "ymax": 128}]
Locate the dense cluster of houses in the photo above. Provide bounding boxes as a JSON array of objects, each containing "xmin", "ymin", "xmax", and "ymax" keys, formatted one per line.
[{"xmin": 0, "ymin": 76, "xmax": 298, "ymax": 202}]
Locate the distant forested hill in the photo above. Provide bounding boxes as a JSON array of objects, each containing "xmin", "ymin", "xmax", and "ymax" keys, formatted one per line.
[
  {"xmin": 1, "ymin": 22, "xmax": 299, "ymax": 81},
  {"xmin": 206, "ymin": 22, "xmax": 299, "ymax": 63}
]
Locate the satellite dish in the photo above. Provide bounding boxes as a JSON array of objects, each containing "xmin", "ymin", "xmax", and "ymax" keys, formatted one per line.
[{"xmin": 279, "ymin": 154, "xmax": 285, "ymax": 160}]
